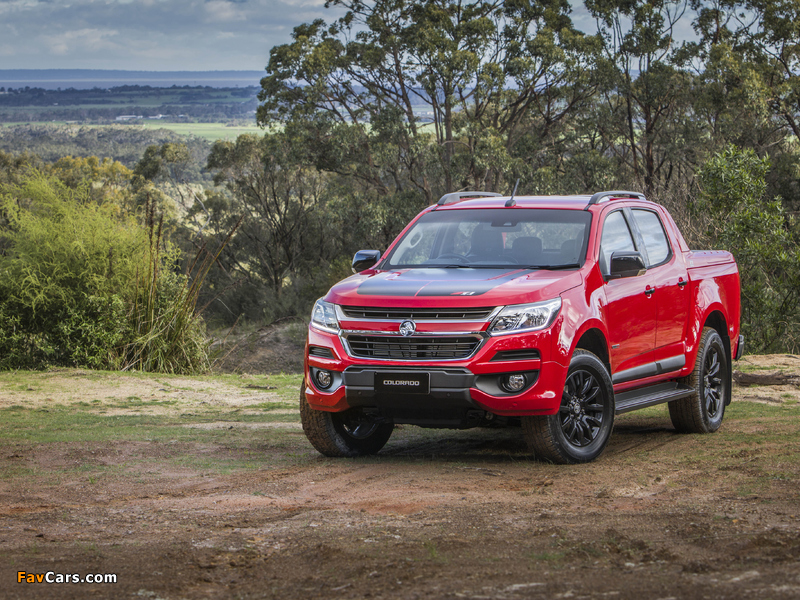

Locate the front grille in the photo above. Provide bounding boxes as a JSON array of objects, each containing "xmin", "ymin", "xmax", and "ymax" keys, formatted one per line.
[
  {"xmin": 341, "ymin": 306, "xmax": 495, "ymax": 320},
  {"xmin": 346, "ymin": 335, "xmax": 482, "ymax": 360}
]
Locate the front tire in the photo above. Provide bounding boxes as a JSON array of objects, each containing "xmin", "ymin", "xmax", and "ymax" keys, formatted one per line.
[
  {"xmin": 300, "ymin": 382, "xmax": 394, "ymax": 457},
  {"xmin": 669, "ymin": 327, "xmax": 728, "ymax": 433},
  {"xmin": 522, "ymin": 350, "xmax": 615, "ymax": 464}
]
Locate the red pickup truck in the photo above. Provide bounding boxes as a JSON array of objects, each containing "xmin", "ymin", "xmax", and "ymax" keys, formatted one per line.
[{"xmin": 301, "ymin": 190, "xmax": 742, "ymax": 463}]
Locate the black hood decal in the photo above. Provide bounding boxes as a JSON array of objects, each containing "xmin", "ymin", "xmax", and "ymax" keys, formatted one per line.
[{"xmin": 356, "ymin": 268, "xmax": 530, "ymax": 297}]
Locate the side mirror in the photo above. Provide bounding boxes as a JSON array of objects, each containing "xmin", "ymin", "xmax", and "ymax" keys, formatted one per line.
[
  {"xmin": 608, "ymin": 251, "xmax": 646, "ymax": 279},
  {"xmin": 352, "ymin": 250, "xmax": 381, "ymax": 273}
]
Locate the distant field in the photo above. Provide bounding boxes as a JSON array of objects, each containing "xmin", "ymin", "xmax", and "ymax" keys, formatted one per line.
[
  {"xmin": 136, "ymin": 121, "xmax": 262, "ymax": 141},
  {"xmin": 0, "ymin": 120, "xmax": 263, "ymax": 143}
]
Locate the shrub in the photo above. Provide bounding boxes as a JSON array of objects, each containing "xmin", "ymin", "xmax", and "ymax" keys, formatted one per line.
[
  {"xmin": 696, "ymin": 145, "xmax": 800, "ymax": 353},
  {"xmin": 0, "ymin": 173, "xmax": 210, "ymax": 372}
]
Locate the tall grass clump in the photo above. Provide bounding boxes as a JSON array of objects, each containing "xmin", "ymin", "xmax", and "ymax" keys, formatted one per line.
[
  {"xmin": 0, "ymin": 172, "xmax": 218, "ymax": 373},
  {"xmin": 123, "ymin": 199, "xmax": 237, "ymax": 373}
]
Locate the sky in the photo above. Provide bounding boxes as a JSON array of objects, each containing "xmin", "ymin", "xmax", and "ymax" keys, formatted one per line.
[
  {"xmin": 0, "ymin": 0, "xmax": 343, "ymax": 71},
  {"xmin": 0, "ymin": 0, "xmax": 694, "ymax": 73}
]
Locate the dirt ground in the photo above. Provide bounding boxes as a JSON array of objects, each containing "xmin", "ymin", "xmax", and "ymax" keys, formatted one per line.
[
  {"xmin": 1, "ymin": 354, "xmax": 800, "ymax": 599},
  {"xmin": 213, "ymin": 320, "xmax": 307, "ymax": 375}
]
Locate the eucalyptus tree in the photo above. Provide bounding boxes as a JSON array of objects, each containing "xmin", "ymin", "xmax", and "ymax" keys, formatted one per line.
[
  {"xmin": 585, "ymin": 0, "xmax": 696, "ymax": 194},
  {"xmin": 684, "ymin": 1, "xmax": 800, "ymax": 207},
  {"xmin": 205, "ymin": 133, "xmax": 334, "ymax": 310},
  {"xmin": 258, "ymin": 0, "xmax": 598, "ymax": 201},
  {"xmin": 746, "ymin": 0, "xmax": 800, "ymax": 142}
]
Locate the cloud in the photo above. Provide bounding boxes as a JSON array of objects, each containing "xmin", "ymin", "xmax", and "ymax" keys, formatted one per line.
[
  {"xmin": 46, "ymin": 28, "xmax": 121, "ymax": 56},
  {"xmin": 0, "ymin": 0, "xmax": 343, "ymax": 70},
  {"xmin": 203, "ymin": 0, "xmax": 248, "ymax": 23}
]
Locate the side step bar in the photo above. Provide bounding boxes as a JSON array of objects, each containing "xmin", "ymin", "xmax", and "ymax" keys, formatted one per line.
[{"xmin": 614, "ymin": 382, "xmax": 695, "ymax": 415}]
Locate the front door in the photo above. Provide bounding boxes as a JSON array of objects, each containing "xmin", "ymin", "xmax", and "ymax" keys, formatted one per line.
[{"xmin": 599, "ymin": 209, "xmax": 657, "ymax": 379}]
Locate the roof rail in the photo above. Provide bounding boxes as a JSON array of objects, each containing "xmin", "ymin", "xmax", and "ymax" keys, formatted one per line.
[
  {"xmin": 585, "ymin": 190, "xmax": 646, "ymax": 208},
  {"xmin": 437, "ymin": 191, "xmax": 501, "ymax": 206}
]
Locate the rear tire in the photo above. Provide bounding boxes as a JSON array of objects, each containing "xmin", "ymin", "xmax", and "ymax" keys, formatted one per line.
[
  {"xmin": 300, "ymin": 381, "xmax": 394, "ymax": 457},
  {"xmin": 669, "ymin": 327, "xmax": 728, "ymax": 433},
  {"xmin": 522, "ymin": 350, "xmax": 615, "ymax": 464}
]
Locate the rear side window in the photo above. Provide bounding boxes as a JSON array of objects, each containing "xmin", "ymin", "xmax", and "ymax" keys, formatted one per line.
[
  {"xmin": 599, "ymin": 211, "xmax": 636, "ymax": 276},
  {"xmin": 632, "ymin": 209, "xmax": 670, "ymax": 266}
]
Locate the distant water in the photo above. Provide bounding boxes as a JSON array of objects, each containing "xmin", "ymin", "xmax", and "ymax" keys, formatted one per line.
[{"xmin": 0, "ymin": 70, "xmax": 264, "ymax": 90}]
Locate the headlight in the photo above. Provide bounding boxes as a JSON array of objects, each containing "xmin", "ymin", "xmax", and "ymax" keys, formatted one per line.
[
  {"xmin": 311, "ymin": 299, "xmax": 339, "ymax": 333},
  {"xmin": 488, "ymin": 298, "xmax": 562, "ymax": 336}
]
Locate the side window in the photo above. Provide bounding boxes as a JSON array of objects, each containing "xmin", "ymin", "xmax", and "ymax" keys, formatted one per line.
[
  {"xmin": 599, "ymin": 211, "xmax": 636, "ymax": 276},
  {"xmin": 632, "ymin": 209, "xmax": 670, "ymax": 267}
]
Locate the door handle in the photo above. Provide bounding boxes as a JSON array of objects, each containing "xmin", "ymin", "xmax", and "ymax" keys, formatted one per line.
[
  {"xmin": 678, "ymin": 279, "xmax": 688, "ymax": 288},
  {"xmin": 645, "ymin": 287, "xmax": 655, "ymax": 296}
]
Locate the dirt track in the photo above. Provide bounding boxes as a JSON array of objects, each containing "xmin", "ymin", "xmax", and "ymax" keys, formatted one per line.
[{"xmin": 1, "ymin": 356, "xmax": 800, "ymax": 599}]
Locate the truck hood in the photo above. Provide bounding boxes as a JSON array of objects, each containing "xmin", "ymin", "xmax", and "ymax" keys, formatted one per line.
[{"xmin": 325, "ymin": 268, "xmax": 583, "ymax": 308}]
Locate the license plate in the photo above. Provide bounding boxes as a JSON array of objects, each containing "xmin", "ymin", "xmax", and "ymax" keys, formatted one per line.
[{"xmin": 374, "ymin": 372, "xmax": 430, "ymax": 394}]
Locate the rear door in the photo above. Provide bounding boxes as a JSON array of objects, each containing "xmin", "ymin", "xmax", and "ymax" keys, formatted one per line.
[
  {"xmin": 630, "ymin": 207, "xmax": 690, "ymax": 368},
  {"xmin": 599, "ymin": 208, "xmax": 657, "ymax": 380}
]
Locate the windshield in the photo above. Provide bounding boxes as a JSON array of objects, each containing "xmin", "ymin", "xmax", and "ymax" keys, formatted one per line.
[{"xmin": 383, "ymin": 208, "xmax": 592, "ymax": 269}]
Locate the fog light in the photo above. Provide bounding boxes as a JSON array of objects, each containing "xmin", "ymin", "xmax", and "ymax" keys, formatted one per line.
[
  {"xmin": 502, "ymin": 374, "xmax": 526, "ymax": 393},
  {"xmin": 315, "ymin": 369, "xmax": 333, "ymax": 390}
]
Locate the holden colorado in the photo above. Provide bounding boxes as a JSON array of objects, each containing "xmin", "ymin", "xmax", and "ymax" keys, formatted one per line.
[{"xmin": 300, "ymin": 190, "xmax": 742, "ymax": 463}]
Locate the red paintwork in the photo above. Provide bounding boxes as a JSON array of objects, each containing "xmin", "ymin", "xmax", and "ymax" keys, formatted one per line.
[{"xmin": 304, "ymin": 195, "xmax": 742, "ymax": 416}]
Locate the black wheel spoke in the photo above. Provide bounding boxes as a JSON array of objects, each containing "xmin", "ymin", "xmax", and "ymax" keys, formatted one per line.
[
  {"xmin": 708, "ymin": 388, "xmax": 720, "ymax": 413},
  {"xmin": 566, "ymin": 377, "xmax": 577, "ymax": 397},
  {"xmin": 340, "ymin": 413, "xmax": 381, "ymax": 439},
  {"xmin": 575, "ymin": 421, "xmax": 585, "ymax": 445},
  {"xmin": 580, "ymin": 374, "xmax": 591, "ymax": 396},
  {"xmin": 585, "ymin": 415, "xmax": 602, "ymax": 427},
  {"xmin": 584, "ymin": 386, "xmax": 600, "ymax": 403}
]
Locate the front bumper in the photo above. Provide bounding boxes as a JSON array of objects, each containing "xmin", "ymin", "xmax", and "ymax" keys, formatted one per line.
[{"xmin": 304, "ymin": 325, "xmax": 567, "ymax": 420}]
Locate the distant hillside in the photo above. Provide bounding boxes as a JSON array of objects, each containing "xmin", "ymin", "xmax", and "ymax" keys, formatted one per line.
[
  {"xmin": 0, "ymin": 70, "xmax": 264, "ymax": 90},
  {"xmin": 0, "ymin": 123, "xmax": 211, "ymax": 171},
  {"xmin": 0, "ymin": 85, "xmax": 259, "ymax": 123}
]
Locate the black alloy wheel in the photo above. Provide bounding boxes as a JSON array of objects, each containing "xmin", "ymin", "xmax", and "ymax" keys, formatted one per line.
[
  {"xmin": 670, "ymin": 327, "xmax": 728, "ymax": 433},
  {"xmin": 522, "ymin": 349, "xmax": 615, "ymax": 464},
  {"xmin": 702, "ymin": 345, "xmax": 724, "ymax": 419},
  {"xmin": 300, "ymin": 382, "xmax": 394, "ymax": 457},
  {"xmin": 333, "ymin": 410, "xmax": 382, "ymax": 440},
  {"xmin": 559, "ymin": 369, "xmax": 605, "ymax": 447}
]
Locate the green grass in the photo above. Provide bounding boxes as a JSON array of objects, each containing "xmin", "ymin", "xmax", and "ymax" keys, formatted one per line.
[
  {"xmin": 0, "ymin": 120, "xmax": 265, "ymax": 142},
  {"xmin": 136, "ymin": 121, "xmax": 262, "ymax": 141}
]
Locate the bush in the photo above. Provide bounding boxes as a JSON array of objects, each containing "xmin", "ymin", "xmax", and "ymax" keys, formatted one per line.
[
  {"xmin": 0, "ymin": 173, "xmax": 210, "ymax": 372},
  {"xmin": 696, "ymin": 145, "xmax": 800, "ymax": 353}
]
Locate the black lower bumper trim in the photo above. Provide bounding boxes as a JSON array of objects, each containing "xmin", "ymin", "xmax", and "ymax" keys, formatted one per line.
[{"xmin": 341, "ymin": 366, "xmax": 539, "ymax": 427}]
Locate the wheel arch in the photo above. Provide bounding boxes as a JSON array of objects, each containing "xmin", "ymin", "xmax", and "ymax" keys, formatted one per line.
[{"xmin": 573, "ymin": 326, "xmax": 610, "ymax": 375}]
